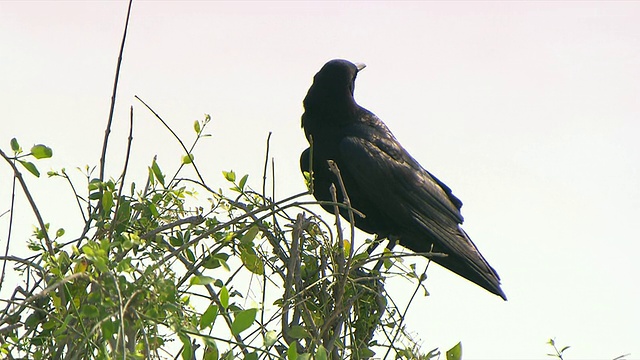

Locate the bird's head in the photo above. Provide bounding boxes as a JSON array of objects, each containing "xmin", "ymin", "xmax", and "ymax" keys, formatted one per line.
[
  {"xmin": 302, "ymin": 59, "xmax": 366, "ymax": 123},
  {"xmin": 313, "ymin": 59, "xmax": 366, "ymax": 95}
]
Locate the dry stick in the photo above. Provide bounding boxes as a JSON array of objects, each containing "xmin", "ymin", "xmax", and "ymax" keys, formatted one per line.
[
  {"xmin": 1, "ymin": 165, "xmax": 18, "ymax": 289},
  {"xmin": 133, "ymin": 96, "xmax": 207, "ymax": 186},
  {"xmin": 282, "ymin": 213, "xmax": 304, "ymax": 346},
  {"xmin": 108, "ymin": 106, "xmax": 135, "ymax": 244},
  {"xmin": 261, "ymin": 132, "xmax": 272, "ymax": 206},
  {"xmin": 322, "ymin": 183, "xmax": 346, "ymax": 357},
  {"xmin": 258, "ymin": 133, "xmax": 272, "ymax": 349},
  {"xmin": 99, "ymin": 0, "xmax": 132, "ymax": 183},
  {"xmin": 60, "ymin": 170, "xmax": 88, "ymax": 223},
  {"xmin": 326, "ymin": 160, "xmax": 365, "ymax": 356},
  {"xmin": 0, "ymin": 256, "xmax": 48, "ymax": 329},
  {"xmin": 0, "ymin": 149, "xmax": 53, "ymax": 255}
]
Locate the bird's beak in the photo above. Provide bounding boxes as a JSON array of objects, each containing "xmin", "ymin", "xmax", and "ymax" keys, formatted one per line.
[{"xmin": 355, "ymin": 62, "xmax": 366, "ymax": 72}]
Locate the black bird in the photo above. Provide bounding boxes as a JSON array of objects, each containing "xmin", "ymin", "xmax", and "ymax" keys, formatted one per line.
[{"xmin": 300, "ymin": 59, "xmax": 506, "ymax": 300}]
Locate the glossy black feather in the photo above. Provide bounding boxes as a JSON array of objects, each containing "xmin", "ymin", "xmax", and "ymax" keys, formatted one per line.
[{"xmin": 300, "ymin": 59, "xmax": 506, "ymax": 300}]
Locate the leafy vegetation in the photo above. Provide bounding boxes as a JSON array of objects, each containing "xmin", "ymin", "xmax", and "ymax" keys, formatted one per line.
[{"xmin": 0, "ymin": 106, "xmax": 453, "ymax": 359}]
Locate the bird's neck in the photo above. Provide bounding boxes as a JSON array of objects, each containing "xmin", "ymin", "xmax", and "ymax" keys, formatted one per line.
[{"xmin": 303, "ymin": 86, "xmax": 359, "ymax": 120}]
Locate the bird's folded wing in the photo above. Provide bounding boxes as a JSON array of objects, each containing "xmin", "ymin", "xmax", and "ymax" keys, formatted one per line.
[
  {"xmin": 339, "ymin": 136, "xmax": 463, "ymax": 228},
  {"xmin": 339, "ymin": 136, "xmax": 501, "ymax": 282}
]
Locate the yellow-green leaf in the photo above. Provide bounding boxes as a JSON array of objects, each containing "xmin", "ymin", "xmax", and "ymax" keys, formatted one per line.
[
  {"xmin": 19, "ymin": 160, "xmax": 40, "ymax": 177},
  {"xmin": 222, "ymin": 170, "xmax": 235, "ymax": 182},
  {"xmin": 190, "ymin": 275, "xmax": 216, "ymax": 286},
  {"xmin": 219, "ymin": 286, "xmax": 229, "ymax": 309},
  {"xmin": 30, "ymin": 144, "xmax": 53, "ymax": 159},
  {"xmin": 240, "ymin": 248, "xmax": 264, "ymax": 275},
  {"xmin": 182, "ymin": 154, "xmax": 194, "ymax": 164},
  {"xmin": 446, "ymin": 342, "xmax": 462, "ymax": 360},
  {"xmin": 240, "ymin": 226, "xmax": 259, "ymax": 244},
  {"xmin": 264, "ymin": 330, "xmax": 277, "ymax": 347},
  {"xmin": 151, "ymin": 159, "xmax": 165, "ymax": 186},
  {"xmin": 287, "ymin": 341, "xmax": 298, "ymax": 360},
  {"xmin": 102, "ymin": 191, "xmax": 113, "ymax": 213}
]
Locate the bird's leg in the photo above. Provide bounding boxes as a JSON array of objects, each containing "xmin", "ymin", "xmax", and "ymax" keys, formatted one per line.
[{"xmin": 372, "ymin": 236, "xmax": 398, "ymax": 272}]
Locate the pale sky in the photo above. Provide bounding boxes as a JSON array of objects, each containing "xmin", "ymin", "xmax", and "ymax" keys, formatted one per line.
[{"xmin": 1, "ymin": 1, "xmax": 639, "ymax": 359}]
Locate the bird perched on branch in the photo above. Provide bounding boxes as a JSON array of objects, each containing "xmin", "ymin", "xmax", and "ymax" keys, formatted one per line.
[{"xmin": 300, "ymin": 59, "xmax": 506, "ymax": 300}]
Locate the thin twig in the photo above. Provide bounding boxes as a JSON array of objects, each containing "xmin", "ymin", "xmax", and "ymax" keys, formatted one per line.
[
  {"xmin": 282, "ymin": 213, "xmax": 305, "ymax": 345},
  {"xmin": 0, "ymin": 163, "xmax": 18, "ymax": 289},
  {"xmin": 134, "ymin": 95, "xmax": 207, "ymax": 186},
  {"xmin": 0, "ymin": 149, "xmax": 53, "ymax": 255},
  {"xmin": 99, "ymin": 0, "xmax": 132, "ymax": 182},
  {"xmin": 383, "ymin": 260, "xmax": 431, "ymax": 360},
  {"xmin": 108, "ymin": 106, "xmax": 135, "ymax": 243},
  {"xmin": 261, "ymin": 132, "xmax": 272, "ymax": 206}
]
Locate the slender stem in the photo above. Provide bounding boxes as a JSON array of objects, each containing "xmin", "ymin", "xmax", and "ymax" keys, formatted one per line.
[{"xmin": 99, "ymin": 0, "xmax": 133, "ymax": 182}]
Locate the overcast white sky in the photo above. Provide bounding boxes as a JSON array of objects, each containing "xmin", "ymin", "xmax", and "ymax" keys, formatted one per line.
[{"xmin": 1, "ymin": 1, "xmax": 639, "ymax": 359}]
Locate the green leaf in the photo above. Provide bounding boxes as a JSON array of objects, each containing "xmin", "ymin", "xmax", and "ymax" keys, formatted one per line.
[
  {"xmin": 240, "ymin": 247, "xmax": 264, "ymax": 275},
  {"xmin": 287, "ymin": 341, "xmax": 298, "ymax": 360},
  {"xmin": 81, "ymin": 304, "xmax": 100, "ymax": 318},
  {"xmin": 203, "ymin": 253, "xmax": 230, "ymax": 269},
  {"xmin": 240, "ymin": 226, "xmax": 259, "ymax": 245},
  {"xmin": 151, "ymin": 159, "xmax": 165, "ymax": 186},
  {"xmin": 315, "ymin": 345, "xmax": 327, "ymax": 360},
  {"xmin": 19, "ymin": 160, "xmax": 40, "ymax": 177},
  {"xmin": 358, "ymin": 348, "xmax": 375, "ymax": 358},
  {"xmin": 185, "ymin": 248, "xmax": 196, "ymax": 262},
  {"xmin": 102, "ymin": 190, "xmax": 113, "ymax": 213},
  {"xmin": 56, "ymin": 228, "xmax": 65, "ymax": 238},
  {"xmin": 148, "ymin": 202, "xmax": 159, "ymax": 218},
  {"xmin": 219, "ymin": 286, "xmax": 229, "ymax": 309},
  {"xmin": 264, "ymin": 330, "xmax": 277, "ymax": 348},
  {"xmin": 204, "ymin": 342, "xmax": 219, "ymax": 360},
  {"xmin": 222, "ymin": 170, "xmax": 235, "ymax": 182},
  {"xmin": 239, "ymin": 174, "xmax": 248, "ymax": 190},
  {"xmin": 231, "ymin": 308, "xmax": 257, "ymax": 335},
  {"xmin": 382, "ymin": 247, "xmax": 393, "ymax": 270},
  {"xmin": 297, "ymin": 354, "xmax": 310, "ymax": 360},
  {"xmin": 190, "ymin": 275, "xmax": 216, "ymax": 286},
  {"xmin": 10, "ymin": 138, "xmax": 20, "ymax": 152},
  {"xmin": 88, "ymin": 178, "xmax": 101, "ymax": 191},
  {"xmin": 115, "ymin": 199, "xmax": 131, "ymax": 229},
  {"xmin": 182, "ymin": 154, "xmax": 194, "ymax": 164},
  {"xmin": 194, "ymin": 120, "xmax": 201, "ymax": 134},
  {"xmin": 446, "ymin": 342, "xmax": 462, "ymax": 360},
  {"xmin": 180, "ymin": 334, "xmax": 192, "ymax": 360},
  {"xmin": 30, "ymin": 144, "xmax": 53, "ymax": 159},
  {"xmin": 243, "ymin": 352, "xmax": 258, "ymax": 360},
  {"xmin": 24, "ymin": 312, "xmax": 43, "ymax": 329},
  {"xmin": 200, "ymin": 304, "xmax": 219, "ymax": 329},
  {"xmin": 288, "ymin": 325, "xmax": 309, "ymax": 339}
]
